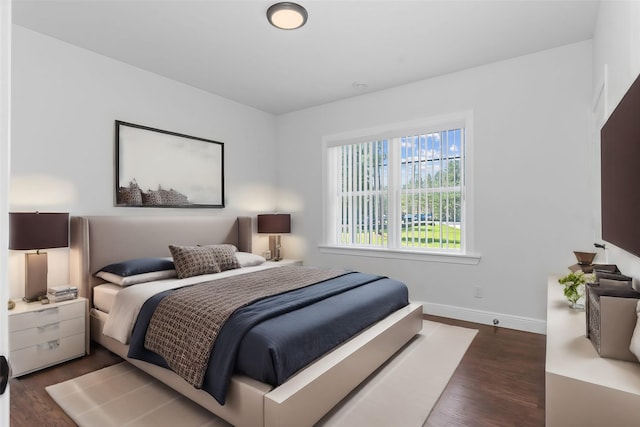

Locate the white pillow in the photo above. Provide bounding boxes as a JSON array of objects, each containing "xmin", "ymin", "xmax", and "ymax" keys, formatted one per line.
[
  {"xmin": 235, "ymin": 252, "xmax": 266, "ymax": 267},
  {"xmin": 630, "ymin": 300, "xmax": 640, "ymax": 362},
  {"xmin": 96, "ymin": 269, "xmax": 177, "ymax": 287}
]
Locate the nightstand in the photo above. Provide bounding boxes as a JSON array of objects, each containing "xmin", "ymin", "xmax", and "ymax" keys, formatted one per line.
[
  {"xmin": 8, "ymin": 297, "xmax": 88, "ymax": 377},
  {"xmin": 265, "ymin": 259, "xmax": 303, "ymax": 266}
]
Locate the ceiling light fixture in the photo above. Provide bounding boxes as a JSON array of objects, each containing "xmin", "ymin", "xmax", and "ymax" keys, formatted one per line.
[{"xmin": 267, "ymin": 2, "xmax": 308, "ymax": 30}]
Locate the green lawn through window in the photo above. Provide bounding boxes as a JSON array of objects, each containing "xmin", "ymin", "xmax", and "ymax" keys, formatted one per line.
[{"xmin": 341, "ymin": 224, "xmax": 461, "ymax": 249}]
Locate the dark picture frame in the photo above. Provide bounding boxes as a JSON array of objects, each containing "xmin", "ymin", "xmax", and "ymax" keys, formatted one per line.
[{"xmin": 115, "ymin": 121, "xmax": 224, "ymax": 208}]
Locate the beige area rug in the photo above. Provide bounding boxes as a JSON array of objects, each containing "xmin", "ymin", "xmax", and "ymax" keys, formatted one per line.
[{"xmin": 46, "ymin": 321, "xmax": 477, "ymax": 427}]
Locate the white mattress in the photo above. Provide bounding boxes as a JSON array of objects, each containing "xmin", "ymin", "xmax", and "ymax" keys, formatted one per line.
[{"xmin": 93, "ymin": 283, "xmax": 123, "ymax": 314}]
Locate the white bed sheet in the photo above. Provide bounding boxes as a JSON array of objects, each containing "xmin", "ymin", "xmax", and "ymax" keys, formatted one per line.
[
  {"xmin": 102, "ymin": 264, "xmax": 278, "ymax": 345},
  {"xmin": 93, "ymin": 283, "xmax": 123, "ymax": 314}
]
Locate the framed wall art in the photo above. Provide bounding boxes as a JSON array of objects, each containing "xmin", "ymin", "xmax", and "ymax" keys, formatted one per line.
[{"xmin": 115, "ymin": 121, "xmax": 224, "ymax": 208}]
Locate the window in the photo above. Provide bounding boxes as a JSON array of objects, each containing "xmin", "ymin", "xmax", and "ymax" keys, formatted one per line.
[{"xmin": 323, "ymin": 113, "xmax": 475, "ymax": 260}]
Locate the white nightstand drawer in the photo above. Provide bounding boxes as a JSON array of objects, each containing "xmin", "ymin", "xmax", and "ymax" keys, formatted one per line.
[
  {"xmin": 8, "ymin": 297, "xmax": 88, "ymax": 376},
  {"xmin": 10, "ymin": 333, "xmax": 85, "ymax": 377},
  {"xmin": 9, "ymin": 317, "xmax": 85, "ymax": 351},
  {"xmin": 9, "ymin": 301, "xmax": 85, "ymax": 332}
]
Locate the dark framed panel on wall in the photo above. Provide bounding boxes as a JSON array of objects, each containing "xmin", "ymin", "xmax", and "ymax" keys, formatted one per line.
[{"xmin": 115, "ymin": 121, "xmax": 224, "ymax": 208}]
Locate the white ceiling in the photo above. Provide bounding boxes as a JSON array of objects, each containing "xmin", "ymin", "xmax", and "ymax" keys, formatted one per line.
[{"xmin": 12, "ymin": 0, "xmax": 600, "ymax": 115}]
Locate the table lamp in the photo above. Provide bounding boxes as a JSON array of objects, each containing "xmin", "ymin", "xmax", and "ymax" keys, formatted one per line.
[
  {"xmin": 257, "ymin": 213, "xmax": 291, "ymax": 261},
  {"xmin": 9, "ymin": 212, "xmax": 69, "ymax": 302}
]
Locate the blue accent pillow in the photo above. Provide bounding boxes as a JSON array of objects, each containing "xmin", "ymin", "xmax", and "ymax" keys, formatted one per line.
[{"xmin": 99, "ymin": 258, "xmax": 175, "ymax": 277}]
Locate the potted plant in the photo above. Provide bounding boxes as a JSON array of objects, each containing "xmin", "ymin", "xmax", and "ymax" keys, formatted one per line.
[{"xmin": 558, "ymin": 270, "xmax": 595, "ymax": 309}]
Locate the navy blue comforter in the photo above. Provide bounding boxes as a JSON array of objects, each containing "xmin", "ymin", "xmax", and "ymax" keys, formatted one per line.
[{"xmin": 128, "ymin": 270, "xmax": 409, "ymax": 404}]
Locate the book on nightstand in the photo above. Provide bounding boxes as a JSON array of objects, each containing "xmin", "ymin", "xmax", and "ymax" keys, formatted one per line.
[{"xmin": 47, "ymin": 285, "xmax": 78, "ymax": 303}]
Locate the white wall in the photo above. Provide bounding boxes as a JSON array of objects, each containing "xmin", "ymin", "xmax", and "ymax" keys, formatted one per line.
[
  {"xmin": 0, "ymin": 0, "xmax": 11, "ymax": 422},
  {"xmin": 9, "ymin": 26, "xmax": 279, "ymax": 298},
  {"xmin": 10, "ymin": 25, "xmax": 596, "ymax": 330},
  {"xmin": 591, "ymin": 1, "xmax": 640, "ymax": 281},
  {"xmin": 276, "ymin": 41, "xmax": 594, "ymax": 332}
]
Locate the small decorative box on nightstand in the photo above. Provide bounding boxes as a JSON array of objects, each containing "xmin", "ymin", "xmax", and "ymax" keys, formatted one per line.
[
  {"xmin": 265, "ymin": 259, "xmax": 303, "ymax": 267},
  {"xmin": 8, "ymin": 297, "xmax": 88, "ymax": 377}
]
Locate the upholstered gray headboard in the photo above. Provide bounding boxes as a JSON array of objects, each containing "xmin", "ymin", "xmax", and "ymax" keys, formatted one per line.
[{"xmin": 69, "ymin": 215, "xmax": 252, "ymax": 308}]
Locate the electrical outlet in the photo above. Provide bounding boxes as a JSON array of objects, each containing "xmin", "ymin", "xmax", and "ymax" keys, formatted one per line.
[{"xmin": 474, "ymin": 286, "xmax": 483, "ymax": 298}]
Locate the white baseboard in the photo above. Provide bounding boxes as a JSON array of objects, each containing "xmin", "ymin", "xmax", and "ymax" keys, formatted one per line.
[{"xmin": 417, "ymin": 301, "xmax": 546, "ymax": 334}]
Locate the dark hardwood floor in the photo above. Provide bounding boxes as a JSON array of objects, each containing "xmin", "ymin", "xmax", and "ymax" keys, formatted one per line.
[
  {"xmin": 424, "ymin": 315, "xmax": 545, "ymax": 427},
  {"xmin": 9, "ymin": 316, "xmax": 545, "ymax": 427},
  {"xmin": 10, "ymin": 343, "xmax": 123, "ymax": 427}
]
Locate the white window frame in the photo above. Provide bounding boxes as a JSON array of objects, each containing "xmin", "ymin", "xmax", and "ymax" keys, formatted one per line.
[{"xmin": 320, "ymin": 112, "xmax": 480, "ymax": 265}]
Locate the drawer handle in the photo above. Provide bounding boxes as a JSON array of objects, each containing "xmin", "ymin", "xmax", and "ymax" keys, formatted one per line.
[
  {"xmin": 35, "ymin": 307, "xmax": 59, "ymax": 314},
  {"xmin": 37, "ymin": 323, "xmax": 60, "ymax": 332},
  {"xmin": 37, "ymin": 340, "xmax": 60, "ymax": 351}
]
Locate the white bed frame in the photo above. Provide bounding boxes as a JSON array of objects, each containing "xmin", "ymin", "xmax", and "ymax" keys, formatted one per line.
[{"xmin": 70, "ymin": 215, "xmax": 423, "ymax": 427}]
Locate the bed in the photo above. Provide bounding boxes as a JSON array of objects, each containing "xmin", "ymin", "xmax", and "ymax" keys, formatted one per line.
[{"xmin": 69, "ymin": 215, "xmax": 423, "ymax": 427}]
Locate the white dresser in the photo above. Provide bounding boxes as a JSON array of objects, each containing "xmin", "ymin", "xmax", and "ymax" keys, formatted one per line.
[
  {"xmin": 8, "ymin": 297, "xmax": 88, "ymax": 377},
  {"xmin": 546, "ymin": 278, "xmax": 640, "ymax": 426}
]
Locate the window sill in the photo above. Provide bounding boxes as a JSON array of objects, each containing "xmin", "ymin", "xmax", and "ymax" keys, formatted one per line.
[{"xmin": 317, "ymin": 245, "xmax": 481, "ymax": 265}]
